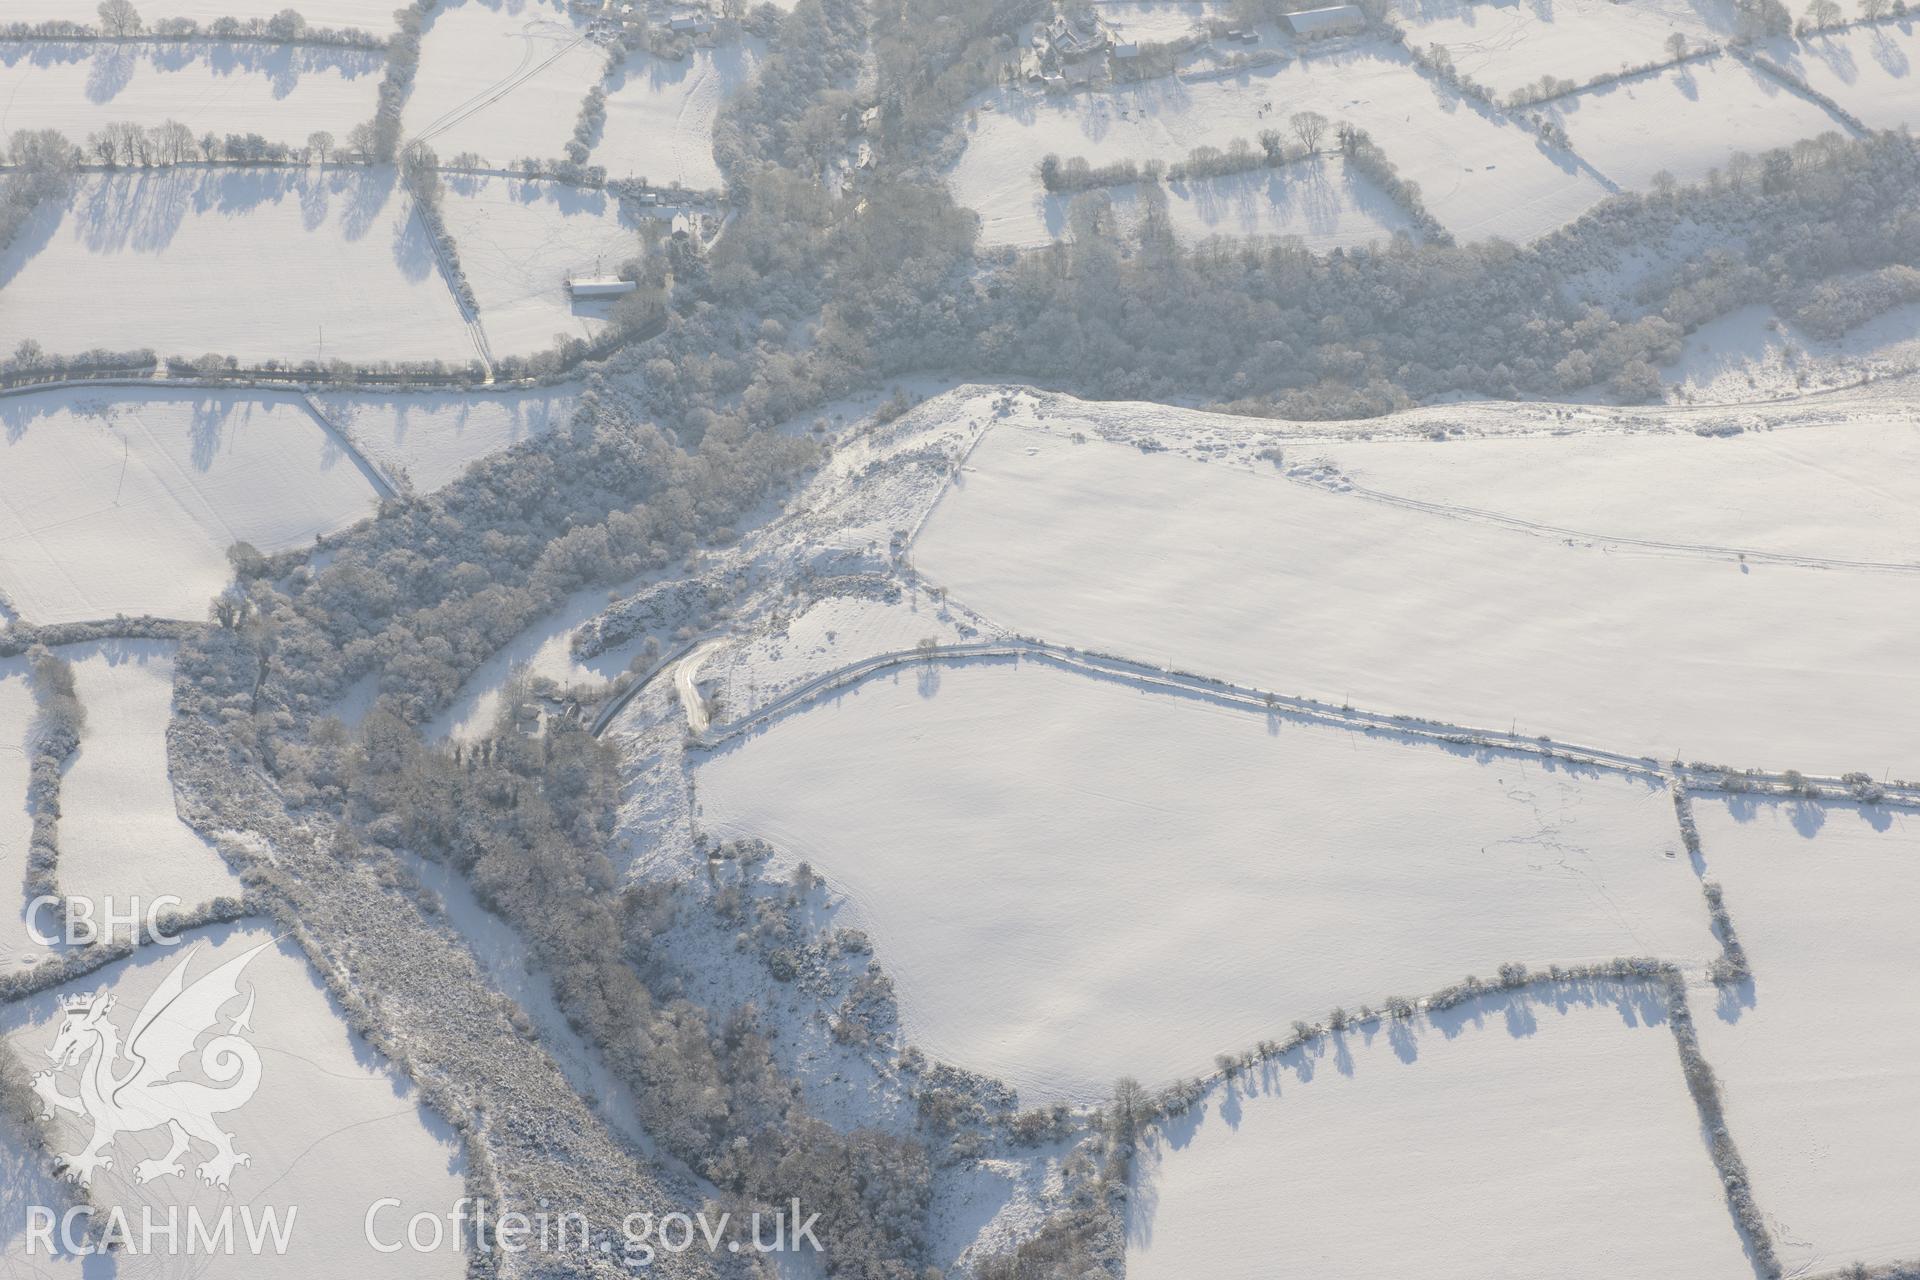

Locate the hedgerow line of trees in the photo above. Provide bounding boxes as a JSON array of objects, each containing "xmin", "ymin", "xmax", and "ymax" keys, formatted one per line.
[
  {"xmin": 150, "ymin": 303, "xmax": 661, "ymax": 385},
  {"xmin": 370, "ymin": 0, "xmax": 439, "ymax": 162},
  {"xmin": 6, "ymin": 121, "xmax": 711, "ymax": 189},
  {"xmin": 678, "ymin": 616, "xmax": 1920, "ymax": 823},
  {"xmin": 1083, "ymin": 958, "xmax": 1783, "ymax": 1279},
  {"xmin": 1729, "ymin": 42, "xmax": 1872, "ymax": 134},
  {"xmin": 7, "ymin": 121, "xmax": 388, "ymax": 175},
  {"xmin": 3, "ymin": 3, "xmax": 385, "ymax": 48},
  {"xmin": 0, "ymin": 616, "xmax": 198, "ymax": 660},
  {"xmin": 78, "ymin": 119, "xmax": 314, "ymax": 167},
  {"xmin": 1794, "ymin": 0, "xmax": 1916, "ymax": 34},
  {"xmin": 0, "ymin": 897, "xmax": 253, "ymax": 1005},
  {"xmin": 21, "ymin": 648, "xmax": 84, "ymax": 907},
  {"xmin": 1671, "ymin": 788, "xmax": 1757, "ymax": 984},
  {"xmin": 0, "ymin": 636, "xmax": 246, "ymax": 972},
  {"xmin": 1037, "ymin": 115, "xmax": 1326, "ymax": 193},
  {"xmin": 566, "ymin": 85, "xmax": 608, "ymax": 168},
  {"xmin": 1335, "ymin": 122, "xmax": 1451, "ymax": 243},
  {"xmin": 1809, "ymin": 1262, "xmax": 1920, "ymax": 1280},
  {"xmin": 1401, "ymin": 28, "xmax": 1724, "ymax": 112},
  {"xmin": 398, "ymin": 141, "xmax": 478, "ymax": 314},
  {"xmin": 978, "ymin": 960, "xmax": 1687, "ymax": 1280},
  {"xmin": 1683, "ymin": 755, "xmax": 1915, "ymax": 804},
  {"xmin": 2, "ymin": 339, "xmax": 628, "ymax": 394}
]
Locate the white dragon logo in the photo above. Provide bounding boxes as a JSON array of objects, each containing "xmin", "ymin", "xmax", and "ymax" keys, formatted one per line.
[{"xmin": 31, "ymin": 938, "xmax": 269, "ymax": 1190}]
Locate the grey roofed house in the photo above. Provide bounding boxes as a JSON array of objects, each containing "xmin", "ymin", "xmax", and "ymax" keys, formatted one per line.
[
  {"xmin": 1045, "ymin": 13, "xmax": 1110, "ymax": 59},
  {"xmin": 1281, "ymin": 4, "xmax": 1367, "ymax": 36}
]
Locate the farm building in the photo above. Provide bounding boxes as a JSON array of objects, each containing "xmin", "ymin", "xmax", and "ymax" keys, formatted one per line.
[
  {"xmin": 568, "ymin": 276, "xmax": 639, "ymax": 299},
  {"xmin": 1283, "ymin": 4, "xmax": 1366, "ymax": 36}
]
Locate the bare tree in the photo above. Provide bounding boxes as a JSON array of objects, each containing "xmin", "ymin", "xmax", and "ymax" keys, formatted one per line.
[
  {"xmin": 1861, "ymin": 0, "xmax": 1889, "ymax": 17},
  {"xmin": 151, "ymin": 119, "xmax": 194, "ymax": 165},
  {"xmin": 99, "ymin": 120, "xmax": 144, "ymax": 166},
  {"xmin": 266, "ymin": 7, "xmax": 307, "ymax": 40},
  {"xmin": 96, "ymin": 0, "xmax": 143, "ymax": 36},
  {"xmin": 1109, "ymin": 1077, "xmax": 1147, "ymax": 1141},
  {"xmin": 401, "ymin": 140, "xmax": 442, "ymax": 206},
  {"xmin": 307, "ymin": 130, "xmax": 335, "ymax": 165},
  {"xmin": 1801, "ymin": 0, "xmax": 1843, "ymax": 28},
  {"xmin": 1665, "ymin": 32, "xmax": 1688, "ymax": 60},
  {"xmin": 1289, "ymin": 110, "xmax": 1329, "ymax": 154}
]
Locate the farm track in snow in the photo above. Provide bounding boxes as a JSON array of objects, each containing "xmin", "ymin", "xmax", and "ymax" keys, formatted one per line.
[{"xmin": 1295, "ymin": 475, "xmax": 1920, "ymax": 574}]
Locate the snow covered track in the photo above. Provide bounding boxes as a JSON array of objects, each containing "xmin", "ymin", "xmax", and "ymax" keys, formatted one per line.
[{"xmin": 1297, "ymin": 474, "xmax": 1920, "ymax": 574}]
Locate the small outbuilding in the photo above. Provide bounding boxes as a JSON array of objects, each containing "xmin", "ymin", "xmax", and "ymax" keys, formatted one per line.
[
  {"xmin": 568, "ymin": 276, "xmax": 639, "ymax": 299},
  {"xmin": 1281, "ymin": 4, "xmax": 1367, "ymax": 36}
]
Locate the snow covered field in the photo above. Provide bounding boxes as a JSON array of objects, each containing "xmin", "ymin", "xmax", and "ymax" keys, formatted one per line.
[
  {"xmin": 1546, "ymin": 54, "xmax": 1844, "ymax": 189},
  {"xmin": 1306, "ymin": 413, "xmax": 1920, "ymax": 567},
  {"xmin": 978, "ymin": 155, "xmax": 1414, "ymax": 250},
  {"xmin": 0, "ymin": 923, "xmax": 467, "ymax": 1279},
  {"xmin": 438, "ymin": 176, "xmax": 645, "ymax": 355},
  {"xmin": 0, "ymin": 40, "xmax": 381, "ymax": 142},
  {"xmin": 1090, "ymin": 0, "xmax": 1216, "ymax": 44},
  {"xmin": 592, "ymin": 41, "xmax": 763, "ymax": 191},
  {"xmin": 913, "ymin": 404, "xmax": 1920, "ymax": 776},
  {"xmin": 0, "ymin": 388, "xmax": 380, "ymax": 623},
  {"xmin": 0, "ymin": 167, "xmax": 477, "ymax": 363},
  {"xmin": 1759, "ymin": 21, "xmax": 1920, "ymax": 132},
  {"xmin": 695, "ymin": 659, "xmax": 1714, "ymax": 1102},
  {"xmin": 1390, "ymin": 0, "xmax": 1739, "ymax": 97},
  {"xmin": 1689, "ymin": 798, "xmax": 1920, "ymax": 1274},
  {"xmin": 56, "ymin": 642, "xmax": 243, "ymax": 928},
  {"xmin": 950, "ymin": 48, "xmax": 1609, "ymax": 247},
  {"xmin": 312, "ymin": 385, "xmax": 575, "ymax": 494},
  {"xmin": 1128, "ymin": 985, "xmax": 1750, "ymax": 1280},
  {"xmin": 696, "ymin": 588, "xmax": 984, "ymax": 726},
  {"xmin": 403, "ymin": 1, "xmax": 603, "ymax": 167}
]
